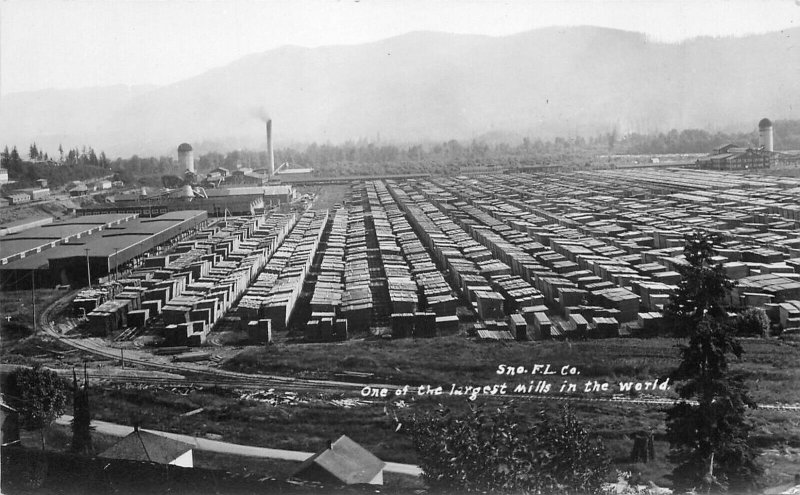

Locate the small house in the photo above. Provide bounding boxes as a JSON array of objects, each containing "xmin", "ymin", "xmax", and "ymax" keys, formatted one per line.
[
  {"xmin": 5, "ymin": 193, "xmax": 30, "ymax": 205},
  {"xmin": 292, "ymin": 435, "xmax": 386, "ymax": 485},
  {"xmin": 99, "ymin": 427, "xmax": 193, "ymax": 467},
  {"xmin": 69, "ymin": 184, "xmax": 89, "ymax": 197}
]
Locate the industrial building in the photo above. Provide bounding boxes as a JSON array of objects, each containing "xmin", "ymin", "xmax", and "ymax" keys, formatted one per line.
[
  {"xmin": 4, "ymin": 193, "xmax": 30, "ymax": 205},
  {"xmin": 77, "ymin": 184, "xmax": 295, "ymax": 217},
  {"xmin": 0, "ymin": 213, "xmax": 137, "ymax": 265},
  {"xmin": 696, "ymin": 145, "xmax": 772, "ymax": 170},
  {"xmin": 2, "ymin": 187, "xmax": 50, "ymax": 204},
  {"xmin": 0, "ymin": 211, "xmax": 207, "ymax": 289},
  {"xmin": 694, "ymin": 118, "xmax": 800, "ymax": 170}
]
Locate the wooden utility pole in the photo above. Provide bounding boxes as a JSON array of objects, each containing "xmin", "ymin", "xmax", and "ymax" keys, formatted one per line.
[
  {"xmin": 84, "ymin": 248, "xmax": 92, "ymax": 288},
  {"xmin": 114, "ymin": 247, "xmax": 120, "ymax": 282},
  {"xmin": 31, "ymin": 269, "xmax": 36, "ymax": 333}
]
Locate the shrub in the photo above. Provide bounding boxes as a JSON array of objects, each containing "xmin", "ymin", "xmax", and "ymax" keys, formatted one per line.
[
  {"xmin": 734, "ymin": 308, "xmax": 770, "ymax": 337},
  {"xmin": 407, "ymin": 403, "xmax": 610, "ymax": 494}
]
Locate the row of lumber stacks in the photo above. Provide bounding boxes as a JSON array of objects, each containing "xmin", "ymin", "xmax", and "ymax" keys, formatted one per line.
[
  {"xmin": 374, "ymin": 181, "xmax": 459, "ymax": 333},
  {"xmin": 386, "ymin": 181, "xmax": 514, "ymax": 339},
  {"xmin": 236, "ymin": 214, "xmax": 298, "ymax": 322},
  {"xmin": 367, "ymin": 181, "xmax": 419, "ymax": 338},
  {"xmin": 361, "ymin": 181, "xmax": 446, "ymax": 338},
  {"xmin": 230, "ymin": 212, "xmax": 299, "ymax": 342},
  {"xmin": 160, "ymin": 217, "xmax": 262, "ymax": 345},
  {"xmin": 410, "ymin": 179, "xmax": 552, "ymax": 339},
  {"xmin": 261, "ymin": 211, "xmax": 328, "ymax": 332},
  {"xmin": 306, "ymin": 208, "xmax": 349, "ymax": 341},
  {"xmin": 341, "ymin": 188, "xmax": 374, "ymax": 334}
]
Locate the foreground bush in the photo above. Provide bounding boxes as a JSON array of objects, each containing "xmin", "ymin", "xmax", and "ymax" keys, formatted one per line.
[
  {"xmin": 407, "ymin": 403, "xmax": 610, "ymax": 494},
  {"xmin": 734, "ymin": 308, "xmax": 770, "ymax": 337}
]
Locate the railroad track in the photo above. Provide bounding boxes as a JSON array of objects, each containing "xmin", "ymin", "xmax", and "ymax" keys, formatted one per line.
[{"xmin": 37, "ymin": 292, "xmax": 800, "ymax": 412}]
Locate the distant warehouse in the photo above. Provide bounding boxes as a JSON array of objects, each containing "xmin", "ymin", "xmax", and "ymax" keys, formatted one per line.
[
  {"xmin": 77, "ymin": 185, "xmax": 295, "ymax": 217},
  {"xmin": 4, "ymin": 188, "xmax": 51, "ymax": 202},
  {"xmin": 696, "ymin": 144, "xmax": 772, "ymax": 170},
  {"xmin": 4, "ymin": 193, "xmax": 30, "ymax": 205}
]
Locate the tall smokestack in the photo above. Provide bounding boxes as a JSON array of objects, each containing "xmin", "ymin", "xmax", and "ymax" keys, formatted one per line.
[{"xmin": 266, "ymin": 119, "xmax": 274, "ymax": 176}]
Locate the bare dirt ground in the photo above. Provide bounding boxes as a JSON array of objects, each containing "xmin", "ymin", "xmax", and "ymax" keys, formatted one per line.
[{"xmin": 0, "ymin": 197, "xmax": 84, "ymax": 224}]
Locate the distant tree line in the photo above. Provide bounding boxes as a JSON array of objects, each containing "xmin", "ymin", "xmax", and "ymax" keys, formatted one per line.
[
  {"xmin": 620, "ymin": 120, "xmax": 800, "ymax": 154},
  {"xmin": 188, "ymin": 140, "xmax": 595, "ymax": 177},
  {"xmin": 109, "ymin": 155, "xmax": 176, "ymax": 186},
  {"xmin": 1, "ymin": 144, "xmax": 111, "ymax": 189},
  {"xmin": 6, "ymin": 119, "xmax": 799, "ymax": 189}
]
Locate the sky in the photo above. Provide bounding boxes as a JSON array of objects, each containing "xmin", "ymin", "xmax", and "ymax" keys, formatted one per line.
[{"xmin": 1, "ymin": 0, "xmax": 799, "ymax": 96}]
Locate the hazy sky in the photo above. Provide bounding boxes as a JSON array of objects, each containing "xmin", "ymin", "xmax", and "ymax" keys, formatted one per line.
[{"xmin": 2, "ymin": 0, "xmax": 799, "ymax": 96}]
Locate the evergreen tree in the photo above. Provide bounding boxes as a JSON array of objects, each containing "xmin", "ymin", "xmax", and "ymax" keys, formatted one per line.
[
  {"xmin": 10, "ymin": 146, "xmax": 21, "ymax": 165},
  {"xmin": 664, "ymin": 231, "xmax": 733, "ymax": 337},
  {"xmin": 665, "ymin": 232, "xmax": 762, "ymax": 493},
  {"xmin": 70, "ymin": 367, "xmax": 93, "ymax": 455}
]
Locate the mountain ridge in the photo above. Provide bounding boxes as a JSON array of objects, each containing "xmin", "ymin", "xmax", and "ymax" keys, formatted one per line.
[{"xmin": 2, "ymin": 26, "xmax": 798, "ymax": 157}]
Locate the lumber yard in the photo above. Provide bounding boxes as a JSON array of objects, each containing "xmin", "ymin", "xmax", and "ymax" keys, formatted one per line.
[{"xmin": 10, "ymin": 167, "xmax": 800, "ymax": 361}]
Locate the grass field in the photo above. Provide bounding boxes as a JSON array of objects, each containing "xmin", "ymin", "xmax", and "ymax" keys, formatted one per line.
[
  {"xmin": 76, "ymin": 333, "xmax": 800, "ymax": 488},
  {"xmin": 1, "ymin": 289, "xmax": 64, "ymax": 330},
  {"xmin": 5, "ymin": 331, "xmax": 798, "ymax": 489},
  {"xmin": 223, "ymin": 335, "xmax": 800, "ymax": 405},
  {"xmin": 1, "ymin": 289, "xmax": 80, "ymax": 366}
]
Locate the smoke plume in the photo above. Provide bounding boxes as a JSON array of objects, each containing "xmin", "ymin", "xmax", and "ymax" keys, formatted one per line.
[{"xmin": 252, "ymin": 106, "xmax": 270, "ymax": 123}]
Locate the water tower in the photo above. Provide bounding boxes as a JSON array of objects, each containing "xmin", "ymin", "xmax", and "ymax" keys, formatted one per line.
[
  {"xmin": 758, "ymin": 118, "xmax": 773, "ymax": 152},
  {"xmin": 178, "ymin": 143, "xmax": 195, "ymax": 173}
]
